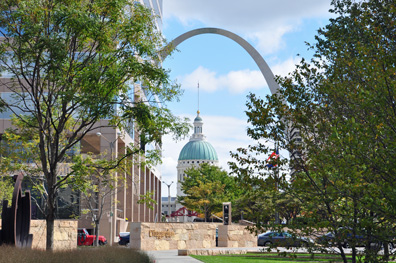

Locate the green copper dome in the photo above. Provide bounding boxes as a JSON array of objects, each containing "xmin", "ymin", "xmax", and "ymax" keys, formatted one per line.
[
  {"xmin": 178, "ymin": 140, "xmax": 218, "ymax": 161},
  {"xmin": 194, "ymin": 116, "xmax": 202, "ymax": 122}
]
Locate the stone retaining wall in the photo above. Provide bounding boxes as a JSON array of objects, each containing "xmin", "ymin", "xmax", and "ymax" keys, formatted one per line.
[
  {"xmin": 179, "ymin": 248, "xmax": 250, "ymax": 256},
  {"xmin": 217, "ymin": 224, "xmax": 257, "ymax": 247},
  {"xmin": 130, "ymin": 222, "xmax": 219, "ymax": 250},
  {"xmin": 30, "ymin": 220, "xmax": 78, "ymax": 250}
]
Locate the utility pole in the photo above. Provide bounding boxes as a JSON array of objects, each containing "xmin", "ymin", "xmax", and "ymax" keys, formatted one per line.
[{"xmin": 96, "ymin": 131, "xmax": 121, "ymax": 245}]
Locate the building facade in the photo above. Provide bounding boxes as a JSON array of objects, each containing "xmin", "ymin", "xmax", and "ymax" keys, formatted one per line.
[
  {"xmin": 77, "ymin": 0, "xmax": 165, "ymax": 244},
  {"xmin": 0, "ymin": 0, "xmax": 164, "ymax": 246},
  {"xmin": 161, "ymin": 196, "xmax": 177, "ymax": 217}
]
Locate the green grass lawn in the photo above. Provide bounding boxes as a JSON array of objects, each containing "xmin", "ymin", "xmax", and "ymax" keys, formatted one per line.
[{"xmin": 191, "ymin": 253, "xmax": 350, "ymax": 263}]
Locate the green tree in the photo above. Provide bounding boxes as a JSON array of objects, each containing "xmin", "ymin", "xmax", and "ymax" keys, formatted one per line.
[
  {"xmin": 230, "ymin": 142, "xmax": 290, "ymax": 227},
  {"xmin": 230, "ymin": 0, "xmax": 396, "ymax": 262},
  {"xmin": 0, "ymin": 0, "xmax": 189, "ymax": 250},
  {"xmin": 178, "ymin": 163, "xmax": 240, "ymax": 222},
  {"xmin": 233, "ymin": 190, "xmax": 274, "ymax": 227}
]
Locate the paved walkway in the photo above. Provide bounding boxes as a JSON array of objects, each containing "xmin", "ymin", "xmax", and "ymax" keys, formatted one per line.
[
  {"xmin": 147, "ymin": 247, "xmax": 266, "ymax": 262},
  {"xmin": 146, "ymin": 249, "xmax": 202, "ymax": 263}
]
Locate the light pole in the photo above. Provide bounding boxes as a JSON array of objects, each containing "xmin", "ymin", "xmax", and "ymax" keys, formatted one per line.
[
  {"xmin": 162, "ymin": 181, "xmax": 173, "ymax": 221},
  {"xmin": 96, "ymin": 131, "xmax": 121, "ymax": 246},
  {"xmin": 97, "ymin": 131, "xmax": 121, "ymax": 157}
]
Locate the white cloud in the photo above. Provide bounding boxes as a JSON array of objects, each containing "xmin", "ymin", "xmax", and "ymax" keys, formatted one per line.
[
  {"xmin": 179, "ymin": 66, "xmax": 219, "ymax": 93},
  {"xmin": 159, "ymin": 156, "xmax": 178, "ymax": 196},
  {"xmin": 271, "ymin": 56, "xmax": 301, "ymax": 77},
  {"xmin": 175, "ymin": 55, "xmax": 301, "ymax": 94},
  {"xmin": 226, "ymin": 70, "xmax": 267, "ymax": 93},
  {"xmin": 179, "ymin": 66, "xmax": 267, "ymax": 94},
  {"xmin": 163, "ymin": 0, "xmax": 331, "ymax": 55},
  {"xmin": 248, "ymin": 25, "xmax": 294, "ymax": 56}
]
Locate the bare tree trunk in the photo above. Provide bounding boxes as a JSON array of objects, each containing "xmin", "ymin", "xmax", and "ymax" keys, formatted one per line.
[
  {"xmin": 94, "ymin": 220, "xmax": 100, "ymax": 246},
  {"xmin": 205, "ymin": 208, "xmax": 210, "ymax": 222},
  {"xmin": 351, "ymin": 247, "xmax": 356, "ymax": 263},
  {"xmin": 338, "ymin": 245, "xmax": 348, "ymax": 263},
  {"xmin": 46, "ymin": 189, "xmax": 55, "ymax": 250},
  {"xmin": 383, "ymin": 242, "xmax": 390, "ymax": 261},
  {"xmin": 46, "ymin": 170, "xmax": 57, "ymax": 251}
]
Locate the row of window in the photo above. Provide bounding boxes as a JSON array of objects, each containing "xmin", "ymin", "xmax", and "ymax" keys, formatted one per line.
[
  {"xmin": 181, "ymin": 160, "xmax": 215, "ymax": 164},
  {"xmin": 161, "ymin": 204, "xmax": 175, "ymax": 208}
]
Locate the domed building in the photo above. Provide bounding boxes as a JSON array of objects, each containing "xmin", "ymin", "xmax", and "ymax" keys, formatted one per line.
[{"xmin": 174, "ymin": 111, "xmax": 219, "ymax": 219}]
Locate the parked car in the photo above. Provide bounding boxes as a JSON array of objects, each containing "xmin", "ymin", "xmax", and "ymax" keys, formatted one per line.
[
  {"xmin": 257, "ymin": 231, "xmax": 313, "ymax": 247},
  {"xmin": 77, "ymin": 228, "xmax": 107, "ymax": 246},
  {"xmin": 317, "ymin": 228, "xmax": 393, "ymax": 249},
  {"xmin": 317, "ymin": 232, "xmax": 339, "ymax": 246},
  {"xmin": 118, "ymin": 232, "xmax": 130, "ymax": 246}
]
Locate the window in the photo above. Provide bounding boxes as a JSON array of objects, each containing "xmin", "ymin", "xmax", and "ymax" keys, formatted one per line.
[{"xmin": 0, "ymin": 92, "xmax": 35, "ymax": 119}]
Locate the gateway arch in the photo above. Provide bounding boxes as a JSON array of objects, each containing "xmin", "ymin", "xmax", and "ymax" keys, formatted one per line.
[{"xmin": 161, "ymin": 27, "xmax": 280, "ymax": 95}]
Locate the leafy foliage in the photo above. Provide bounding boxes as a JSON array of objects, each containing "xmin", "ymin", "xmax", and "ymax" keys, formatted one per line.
[
  {"xmin": 230, "ymin": 0, "xmax": 396, "ymax": 262},
  {"xmin": 0, "ymin": 0, "xmax": 189, "ymax": 250},
  {"xmin": 178, "ymin": 163, "xmax": 241, "ymax": 222},
  {"xmin": 137, "ymin": 191, "xmax": 158, "ymax": 210}
]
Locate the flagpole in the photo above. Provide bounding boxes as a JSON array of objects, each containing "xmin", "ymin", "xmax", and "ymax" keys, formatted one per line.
[{"xmin": 274, "ymin": 141, "xmax": 280, "ymax": 225}]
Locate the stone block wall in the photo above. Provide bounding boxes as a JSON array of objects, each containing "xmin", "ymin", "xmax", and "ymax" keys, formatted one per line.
[
  {"xmin": 130, "ymin": 222, "xmax": 218, "ymax": 250},
  {"xmin": 30, "ymin": 220, "xmax": 78, "ymax": 250},
  {"xmin": 217, "ymin": 224, "xmax": 257, "ymax": 247}
]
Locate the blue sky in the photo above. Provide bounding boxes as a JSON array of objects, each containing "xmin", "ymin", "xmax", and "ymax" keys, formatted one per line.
[{"xmin": 159, "ymin": 0, "xmax": 333, "ymax": 197}]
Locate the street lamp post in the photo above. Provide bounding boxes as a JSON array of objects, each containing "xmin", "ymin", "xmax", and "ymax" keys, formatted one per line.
[
  {"xmin": 162, "ymin": 181, "xmax": 173, "ymax": 221},
  {"xmin": 96, "ymin": 131, "xmax": 121, "ymax": 246}
]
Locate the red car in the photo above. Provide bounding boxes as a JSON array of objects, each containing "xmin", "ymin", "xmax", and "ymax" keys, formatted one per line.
[{"xmin": 77, "ymin": 228, "xmax": 107, "ymax": 246}]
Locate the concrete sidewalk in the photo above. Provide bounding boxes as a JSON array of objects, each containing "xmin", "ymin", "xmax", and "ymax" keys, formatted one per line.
[
  {"xmin": 146, "ymin": 247, "xmax": 264, "ymax": 263},
  {"xmin": 146, "ymin": 249, "xmax": 202, "ymax": 263}
]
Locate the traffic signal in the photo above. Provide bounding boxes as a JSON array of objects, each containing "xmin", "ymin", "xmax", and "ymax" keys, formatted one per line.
[{"xmin": 223, "ymin": 202, "xmax": 231, "ymax": 225}]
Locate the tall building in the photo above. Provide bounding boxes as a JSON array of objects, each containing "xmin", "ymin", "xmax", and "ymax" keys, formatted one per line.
[
  {"xmin": 173, "ymin": 111, "xmax": 219, "ymax": 221},
  {"xmin": 77, "ymin": 0, "xmax": 166, "ymax": 244},
  {"xmin": 0, "ymin": 0, "xmax": 164, "ymax": 246}
]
